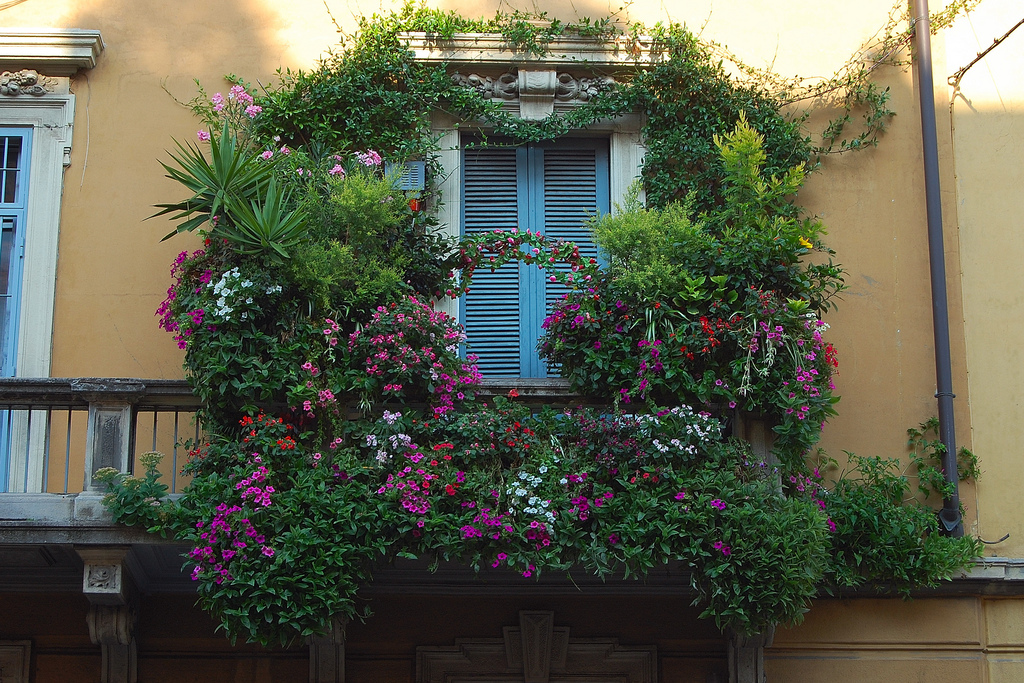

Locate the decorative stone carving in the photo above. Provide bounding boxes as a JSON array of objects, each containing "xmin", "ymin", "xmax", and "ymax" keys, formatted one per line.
[
  {"xmin": 77, "ymin": 547, "xmax": 138, "ymax": 683},
  {"xmin": 77, "ymin": 547, "xmax": 132, "ymax": 605},
  {"xmin": 417, "ymin": 610, "xmax": 655, "ymax": 683},
  {"xmin": 87, "ymin": 604, "xmax": 138, "ymax": 683},
  {"xmin": 451, "ymin": 69, "xmax": 615, "ymax": 107},
  {"xmin": 86, "ymin": 564, "xmax": 120, "ymax": 591},
  {"xmin": 554, "ymin": 72, "xmax": 614, "ymax": 101},
  {"xmin": 451, "ymin": 71, "xmax": 518, "ymax": 100},
  {"xmin": 0, "ymin": 69, "xmax": 55, "ymax": 96}
]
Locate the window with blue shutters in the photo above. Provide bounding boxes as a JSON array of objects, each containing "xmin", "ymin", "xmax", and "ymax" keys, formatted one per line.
[
  {"xmin": 461, "ymin": 137, "xmax": 609, "ymax": 378},
  {"xmin": 0, "ymin": 129, "xmax": 30, "ymax": 379}
]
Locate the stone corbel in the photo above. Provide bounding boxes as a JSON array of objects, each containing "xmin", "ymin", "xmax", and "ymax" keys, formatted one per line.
[
  {"xmin": 308, "ymin": 617, "xmax": 348, "ymax": 683},
  {"xmin": 76, "ymin": 546, "xmax": 138, "ymax": 683},
  {"xmin": 727, "ymin": 627, "xmax": 774, "ymax": 683},
  {"xmin": 518, "ymin": 69, "xmax": 558, "ymax": 121}
]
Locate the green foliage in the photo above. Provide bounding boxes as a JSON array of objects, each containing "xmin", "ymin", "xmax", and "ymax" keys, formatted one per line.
[
  {"xmin": 222, "ymin": 178, "xmax": 307, "ymax": 261},
  {"xmin": 822, "ymin": 449, "xmax": 982, "ymax": 592},
  {"xmin": 152, "ymin": 121, "xmax": 279, "ymax": 239},
  {"xmin": 95, "ymin": 452, "xmax": 176, "ymax": 534},
  {"xmin": 541, "ymin": 120, "xmax": 843, "ymax": 462},
  {"xmin": 130, "ymin": 3, "xmax": 985, "ymax": 647}
]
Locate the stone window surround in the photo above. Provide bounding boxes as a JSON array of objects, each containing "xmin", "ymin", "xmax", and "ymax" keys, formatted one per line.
[
  {"xmin": 0, "ymin": 28, "xmax": 103, "ymax": 378},
  {"xmin": 405, "ymin": 33, "xmax": 648, "ymax": 321}
]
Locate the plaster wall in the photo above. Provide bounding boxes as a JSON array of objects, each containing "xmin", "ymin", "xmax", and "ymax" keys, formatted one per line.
[{"xmin": 945, "ymin": 0, "xmax": 1024, "ymax": 558}]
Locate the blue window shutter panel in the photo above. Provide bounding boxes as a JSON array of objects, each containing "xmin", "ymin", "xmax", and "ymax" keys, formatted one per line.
[
  {"xmin": 460, "ymin": 143, "xmax": 524, "ymax": 376},
  {"xmin": 461, "ymin": 137, "xmax": 608, "ymax": 379},
  {"xmin": 534, "ymin": 140, "xmax": 609, "ymax": 377}
]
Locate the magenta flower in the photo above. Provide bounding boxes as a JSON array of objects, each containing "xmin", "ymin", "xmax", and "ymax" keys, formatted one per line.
[{"xmin": 197, "ymin": 130, "xmax": 211, "ymax": 142}]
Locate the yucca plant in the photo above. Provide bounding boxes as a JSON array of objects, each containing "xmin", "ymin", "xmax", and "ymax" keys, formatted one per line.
[
  {"xmin": 221, "ymin": 177, "xmax": 308, "ymax": 261},
  {"xmin": 152, "ymin": 120, "xmax": 279, "ymax": 239}
]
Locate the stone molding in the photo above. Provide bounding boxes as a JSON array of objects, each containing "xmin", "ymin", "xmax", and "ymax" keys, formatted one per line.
[
  {"xmin": 0, "ymin": 29, "xmax": 104, "ymax": 76},
  {"xmin": 452, "ymin": 68, "xmax": 615, "ymax": 120},
  {"xmin": 402, "ymin": 32, "xmax": 653, "ymax": 68}
]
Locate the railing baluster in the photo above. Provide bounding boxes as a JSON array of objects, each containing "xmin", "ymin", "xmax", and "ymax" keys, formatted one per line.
[
  {"xmin": 42, "ymin": 408, "xmax": 51, "ymax": 492},
  {"xmin": 63, "ymin": 409, "xmax": 72, "ymax": 494},
  {"xmin": 172, "ymin": 411, "xmax": 180, "ymax": 494},
  {"xmin": 22, "ymin": 408, "xmax": 31, "ymax": 493},
  {"xmin": 0, "ymin": 379, "xmax": 202, "ymax": 495}
]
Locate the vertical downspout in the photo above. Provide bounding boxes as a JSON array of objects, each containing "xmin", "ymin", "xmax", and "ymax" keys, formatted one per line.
[{"xmin": 911, "ymin": 0, "xmax": 963, "ymax": 536}]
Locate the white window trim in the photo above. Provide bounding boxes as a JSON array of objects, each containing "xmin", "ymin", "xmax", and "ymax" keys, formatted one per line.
[
  {"xmin": 0, "ymin": 93, "xmax": 75, "ymax": 378},
  {"xmin": 0, "ymin": 28, "xmax": 102, "ymax": 377}
]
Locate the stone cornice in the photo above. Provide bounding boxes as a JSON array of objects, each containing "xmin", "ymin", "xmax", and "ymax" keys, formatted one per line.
[
  {"xmin": 401, "ymin": 32, "xmax": 653, "ymax": 69},
  {"xmin": 0, "ymin": 28, "xmax": 104, "ymax": 76}
]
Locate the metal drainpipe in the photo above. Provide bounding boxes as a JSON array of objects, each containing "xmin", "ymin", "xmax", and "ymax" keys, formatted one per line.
[{"xmin": 911, "ymin": 0, "xmax": 962, "ymax": 536}]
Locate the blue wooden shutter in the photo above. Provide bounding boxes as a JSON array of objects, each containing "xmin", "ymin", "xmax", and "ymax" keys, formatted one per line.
[
  {"xmin": 461, "ymin": 143, "xmax": 525, "ymax": 376},
  {"xmin": 461, "ymin": 137, "xmax": 608, "ymax": 378},
  {"xmin": 532, "ymin": 141, "xmax": 609, "ymax": 377}
]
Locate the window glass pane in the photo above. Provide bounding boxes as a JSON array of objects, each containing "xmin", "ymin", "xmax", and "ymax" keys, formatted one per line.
[{"xmin": 1, "ymin": 136, "xmax": 24, "ymax": 204}]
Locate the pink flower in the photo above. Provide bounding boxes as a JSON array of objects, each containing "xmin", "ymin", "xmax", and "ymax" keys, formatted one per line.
[
  {"xmin": 245, "ymin": 104, "xmax": 263, "ymax": 118},
  {"xmin": 261, "ymin": 150, "xmax": 274, "ymax": 160},
  {"xmin": 328, "ymin": 164, "xmax": 345, "ymax": 177},
  {"xmin": 261, "ymin": 546, "xmax": 275, "ymax": 557},
  {"xmin": 197, "ymin": 130, "xmax": 211, "ymax": 142},
  {"xmin": 356, "ymin": 149, "xmax": 382, "ymax": 167}
]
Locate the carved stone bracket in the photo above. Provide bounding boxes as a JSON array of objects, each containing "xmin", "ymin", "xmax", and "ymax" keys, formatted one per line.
[
  {"xmin": 417, "ymin": 610, "xmax": 655, "ymax": 683},
  {"xmin": 308, "ymin": 617, "xmax": 348, "ymax": 683},
  {"xmin": 76, "ymin": 547, "xmax": 138, "ymax": 683},
  {"xmin": 451, "ymin": 68, "xmax": 615, "ymax": 120},
  {"xmin": 0, "ymin": 69, "xmax": 55, "ymax": 96},
  {"xmin": 727, "ymin": 627, "xmax": 774, "ymax": 683}
]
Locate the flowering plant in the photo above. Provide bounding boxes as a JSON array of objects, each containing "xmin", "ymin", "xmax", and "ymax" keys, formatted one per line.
[
  {"xmin": 290, "ymin": 295, "xmax": 482, "ymax": 424},
  {"xmin": 115, "ymin": 12, "xmax": 981, "ymax": 647},
  {"xmin": 539, "ymin": 120, "xmax": 843, "ymax": 463}
]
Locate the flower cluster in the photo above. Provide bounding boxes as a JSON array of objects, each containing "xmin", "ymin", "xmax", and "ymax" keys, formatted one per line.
[
  {"xmin": 343, "ymin": 296, "xmax": 481, "ymax": 416},
  {"xmin": 452, "ymin": 229, "xmax": 601, "ymax": 298}
]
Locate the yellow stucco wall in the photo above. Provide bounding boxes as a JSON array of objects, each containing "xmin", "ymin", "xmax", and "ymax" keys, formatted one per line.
[
  {"xmin": 772, "ymin": 597, "xmax": 1024, "ymax": 682},
  {"xmin": 945, "ymin": 0, "xmax": 1024, "ymax": 558}
]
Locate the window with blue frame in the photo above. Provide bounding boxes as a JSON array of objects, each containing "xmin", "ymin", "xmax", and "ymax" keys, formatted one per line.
[
  {"xmin": 0, "ymin": 129, "xmax": 29, "ymax": 378},
  {"xmin": 0, "ymin": 129, "xmax": 30, "ymax": 492},
  {"xmin": 460, "ymin": 137, "xmax": 609, "ymax": 377}
]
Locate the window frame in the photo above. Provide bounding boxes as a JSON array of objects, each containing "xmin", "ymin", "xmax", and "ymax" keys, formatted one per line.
[{"xmin": 458, "ymin": 135, "xmax": 611, "ymax": 378}]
